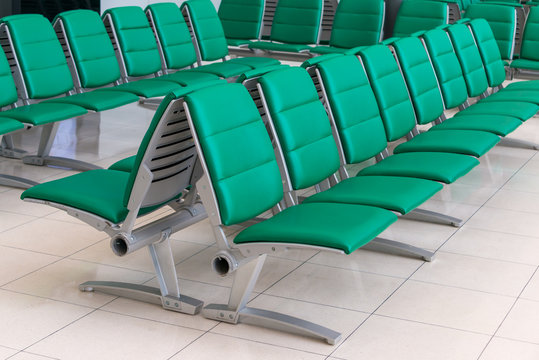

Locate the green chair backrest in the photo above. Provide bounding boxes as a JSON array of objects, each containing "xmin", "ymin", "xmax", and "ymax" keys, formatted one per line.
[
  {"xmin": 447, "ymin": 23, "xmax": 489, "ymax": 97},
  {"xmin": 468, "ymin": 18, "xmax": 506, "ymax": 88},
  {"xmin": 329, "ymin": 0, "xmax": 385, "ymax": 48},
  {"xmin": 0, "ymin": 47, "xmax": 19, "ymax": 107},
  {"xmin": 102, "ymin": 6, "xmax": 162, "ymax": 77},
  {"xmin": 218, "ymin": 0, "xmax": 265, "ymax": 40},
  {"xmin": 123, "ymin": 88, "xmax": 200, "ymax": 212},
  {"xmin": 392, "ymin": 37, "xmax": 445, "ymax": 125},
  {"xmin": 181, "ymin": 0, "xmax": 230, "ymax": 62},
  {"xmin": 55, "ymin": 10, "xmax": 122, "ymax": 89},
  {"xmin": 519, "ymin": 6, "xmax": 539, "ymax": 61},
  {"xmin": 146, "ymin": 3, "xmax": 198, "ymax": 71},
  {"xmin": 270, "ymin": 0, "xmax": 323, "ymax": 44},
  {"xmin": 258, "ymin": 67, "xmax": 340, "ymax": 190},
  {"xmin": 421, "ymin": 28, "xmax": 469, "ymax": 109},
  {"xmin": 392, "ymin": 0, "xmax": 448, "ymax": 38},
  {"xmin": 359, "ymin": 45, "xmax": 417, "ymax": 142},
  {"xmin": 1, "ymin": 14, "xmax": 74, "ymax": 99},
  {"xmin": 313, "ymin": 55, "xmax": 389, "ymax": 164},
  {"xmin": 186, "ymin": 83, "xmax": 283, "ymax": 225},
  {"xmin": 464, "ymin": 3, "xmax": 516, "ymax": 60}
]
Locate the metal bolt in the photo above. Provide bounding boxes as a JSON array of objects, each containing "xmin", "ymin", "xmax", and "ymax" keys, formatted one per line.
[{"xmin": 220, "ymin": 312, "xmax": 224, "ymax": 318}]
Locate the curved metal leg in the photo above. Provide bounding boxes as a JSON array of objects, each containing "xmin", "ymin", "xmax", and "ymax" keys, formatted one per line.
[
  {"xmin": 402, "ymin": 208, "xmax": 463, "ymax": 227},
  {"xmin": 364, "ymin": 237, "xmax": 435, "ymax": 262}
]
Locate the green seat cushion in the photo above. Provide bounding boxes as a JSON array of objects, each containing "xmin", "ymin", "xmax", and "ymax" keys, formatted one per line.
[
  {"xmin": 108, "ymin": 156, "xmax": 135, "ymax": 172},
  {"xmin": 393, "ymin": 129, "xmax": 500, "ymax": 157},
  {"xmin": 357, "ymin": 152, "xmax": 479, "ymax": 184},
  {"xmin": 106, "ymin": 79, "xmax": 182, "ymax": 98},
  {"xmin": 234, "ymin": 202, "xmax": 397, "ymax": 254},
  {"xmin": 0, "ymin": 116, "xmax": 25, "ymax": 135},
  {"xmin": 190, "ymin": 62, "xmax": 252, "ymax": 78},
  {"xmin": 0, "ymin": 102, "xmax": 88, "ymax": 126},
  {"xmin": 227, "ymin": 56, "xmax": 281, "ymax": 69},
  {"xmin": 248, "ymin": 41, "xmax": 313, "ymax": 52},
  {"xmin": 303, "ymin": 175, "xmax": 443, "ymax": 214},
  {"xmin": 227, "ymin": 38, "xmax": 252, "ymax": 46},
  {"xmin": 46, "ymin": 89, "xmax": 139, "ymax": 112},
  {"xmin": 21, "ymin": 169, "xmax": 131, "ymax": 223},
  {"xmin": 505, "ymin": 80, "xmax": 539, "ymax": 90},
  {"xmin": 429, "ymin": 114, "xmax": 521, "ymax": 136},
  {"xmin": 509, "ymin": 59, "xmax": 539, "ymax": 70},
  {"xmin": 479, "ymin": 90, "xmax": 539, "ymax": 105},
  {"xmin": 456, "ymin": 101, "xmax": 539, "ymax": 121},
  {"xmin": 161, "ymin": 70, "xmax": 221, "ymax": 85},
  {"xmin": 309, "ymin": 46, "xmax": 351, "ymax": 54}
]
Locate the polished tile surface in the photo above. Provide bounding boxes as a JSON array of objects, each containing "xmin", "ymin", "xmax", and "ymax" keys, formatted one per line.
[{"xmin": 1, "ymin": 86, "xmax": 539, "ymax": 360}]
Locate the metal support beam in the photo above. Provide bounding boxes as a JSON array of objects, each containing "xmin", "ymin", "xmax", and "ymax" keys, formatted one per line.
[
  {"xmin": 401, "ymin": 208, "xmax": 463, "ymax": 227},
  {"xmin": 364, "ymin": 237, "xmax": 434, "ymax": 262}
]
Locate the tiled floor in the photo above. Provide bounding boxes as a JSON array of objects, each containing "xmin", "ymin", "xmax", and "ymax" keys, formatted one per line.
[{"xmin": 2, "ymin": 86, "xmax": 539, "ymax": 360}]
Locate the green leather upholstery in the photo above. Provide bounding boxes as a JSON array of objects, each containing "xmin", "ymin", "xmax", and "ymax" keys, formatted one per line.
[
  {"xmin": 44, "ymin": 89, "xmax": 139, "ymax": 112},
  {"xmin": 511, "ymin": 6, "xmax": 539, "ymax": 70},
  {"xmin": 0, "ymin": 117, "xmax": 24, "ymax": 135},
  {"xmin": 0, "ymin": 103, "xmax": 87, "ymax": 126},
  {"xmin": 0, "ymin": 40, "xmax": 21, "ymax": 107},
  {"xmin": 456, "ymin": 101, "xmax": 539, "ymax": 120},
  {"xmin": 468, "ymin": 19, "xmax": 507, "ymax": 88},
  {"xmin": 422, "ymin": 28, "xmax": 469, "ymax": 109},
  {"xmin": 258, "ymin": 67, "xmax": 341, "ymax": 189},
  {"xmin": 234, "ymin": 201, "xmax": 397, "ymax": 254},
  {"xmin": 1, "ymin": 14, "xmax": 73, "ymax": 99},
  {"xmin": 447, "ymin": 23, "xmax": 490, "ymax": 97},
  {"xmin": 181, "ymin": 0, "xmax": 230, "ymax": 61},
  {"xmin": 146, "ymin": 3, "xmax": 199, "ymax": 70},
  {"xmin": 310, "ymin": 0, "xmax": 384, "ymax": 53},
  {"xmin": 359, "ymin": 45, "xmax": 417, "ymax": 141},
  {"xmin": 186, "ymin": 83, "xmax": 283, "ymax": 225},
  {"xmin": 102, "ymin": 7, "xmax": 162, "ymax": 77},
  {"xmin": 108, "ymin": 156, "xmax": 136, "ymax": 172},
  {"xmin": 429, "ymin": 114, "xmax": 521, "ymax": 135},
  {"xmin": 303, "ymin": 176, "xmax": 442, "ymax": 215},
  {"xmin": 186, "ymin": 82, "xmax": 397, "ymax": 253},
  {"xmin": 314, "ymin": 55, "xmax": 388, "ymax": 164},
  {"xmin": 218, "ymin": 0, "xmax": 264, "ymax": 42},
  {"xmin": 393, "ymin": 0, "xmax": 448, "ymax": 38},
  {"xmin": 464, "ymin": 3, "xmax": 516, "ymax": 60},
  {"xmin": 55, "ymin": 10, "xmax": 121, "ymax": 88},
  {"xmin": 358, "ymin": 152, "xmax": 479, "ymax": 184},
  {"xmin": 392, "ymin": 37, "xmax": 445, "ymax": 125},
  {"xmin": 190, "ymin": 62, "xmax": 252, "ymax": 78},
  {"xmin": 393, "ymin": 130, "xmax": 499, "ymax": 157},
  {"xmin": 249, "ymin": 0, "xmax": 323, "ymax": 52}
]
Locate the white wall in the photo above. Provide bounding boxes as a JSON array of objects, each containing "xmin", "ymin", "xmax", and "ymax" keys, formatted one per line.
[{"xmin": 100, "ymin": 0, "xmax": 221, "ymax": 13}]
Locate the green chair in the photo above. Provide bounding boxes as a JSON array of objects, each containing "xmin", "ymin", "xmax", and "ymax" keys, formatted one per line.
[
  {"xmin": 359, "ymin": 44, "xmax": 498, "ymax": 158},
  {"xmin": 218, "ymin": 0, "xmax": 265, "ymax": 46},
  {"xmin": 147, "ymin": 2, "xmax": 277, "ymax": 79},
  {"xmin": 510, "ymin": 6, "xmax": 539, "ymax": 75},
  {"xmin": 53, "ymin": 9, "xmax": 185, "ymax": 98},
  {"xmin": 310, "ymin": 0, "xmax": 385, "ymax": 54},
  {"xmin": 185, "ymin": 81, "xmax": 397, "ymax": 344},
  {"xmin": 248, "ymin": 0, "xmax": 324, "ymax": 53},
  {"xmin": 464, "ymin": 3, "xmax": 518, "ymax": 60},
  {"xmin": 392, "ymin": 0, "xmax": 449, "ymax": 38},
  {"xmin": 102, "ymin": 6, "xmax": 219, "ymax": 87},
  {"xmin": 0, "ymin": 14, "xmax": 139, "ymax": 112},
  {"xmin": 181, "ymin": 0, "xmax": 280, "ymax": 68},
  {"xmin": 21, "ymin": 85, "xmax": 219, "ymax": 319}
]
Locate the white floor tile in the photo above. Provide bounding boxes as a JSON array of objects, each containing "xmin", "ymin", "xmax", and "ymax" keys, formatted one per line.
[
  {"xmin": 308, "ymin": 248, "xmax": 422, "ymax": 278},
  {"xmin": 0, "ymin": 211, "xmax": 37, "ymax": 233},
  {"xmin": 0, "ymin": 246, "xmax": 59, "ymax": 286},
  {"xmin": 27, "ymin": 310, "xmax": 203, "ymax": 360},
  {"xmin": 8, "ymin": 352, "xmax": 58, "ymax": 360},
  {"xmin": 265, "ymin": 263, "xmax": 403, "ymax": 312},
  {"xmin": 480, "ymin": 337, "xmax": 539, "ymax": 360},
  {"xmin": 411, "ymin": 252, "xmax": 535, "ymax": 296},
  {"xmin": 333, "ymin": 315, "xmax": 489, "ymax": 360},
  {"xmin": 503, "ymin": 173, "xmax": 539, "ymax": 194},
  {"xmin": 171, "ymin": 333, "xmax": 325, "ymax": 360},
  {"xmin": 377, "ymin": 218, "xmax": 458, "ymax": 251},
  {"xmin": 0, "ymin": 289, "xmax": 91, "ymax": 350},
  {"xmin": 486, "ymin": 189, "xmax": 539, "ymax": 213},
  {"xmin": 0, "ymin": 346, "xmax": 18, "ymax": 359},
  {"xmin": 466, "ymin": 207, "xmax": 539, "ymax": 238},
  {"xmin": 3, "ymin": 258, "xmax": 154, "ymax": 308},
  {"xmin": 521, "ymin": 271, "xmax": 539, "ymax": 301},
  {"xmin": 376, "ymin": 281, "xmax": 515, "ymax": 334},
  {"xmin": 0, "ymin": 218, "xmax": 105, "ymax": 257},
  {"xmin": 0, "ymin": 189, "xmax": 56, "ymax": 217},
  {"xmin": 497, "ymin": 299, "xmax": 539, "ymax": 343},
  {"xmin": 441, "ymin": 227, "xmax": 539, "ymax": 265}
]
